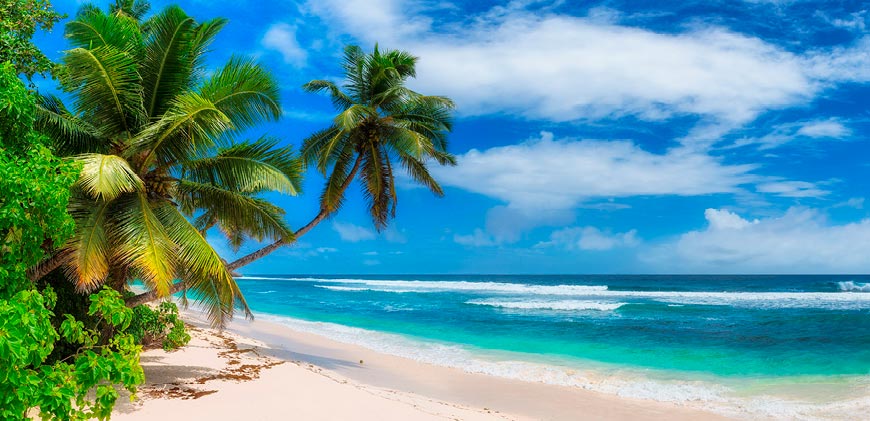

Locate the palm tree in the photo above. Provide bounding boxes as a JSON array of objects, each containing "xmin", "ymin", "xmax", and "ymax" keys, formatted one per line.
[
  {"xmin": 226, "ymin": 45, "xmax": 455, "ymax": 270},
  {"xmin": 29, "ymin": 1, "xmax": 301, "ymax": 325}
]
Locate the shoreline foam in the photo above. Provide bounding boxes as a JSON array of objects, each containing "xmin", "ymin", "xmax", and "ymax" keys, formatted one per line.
[{"xmin": 249, "ymin": 310, "xmax": 870, "ymax": 420}]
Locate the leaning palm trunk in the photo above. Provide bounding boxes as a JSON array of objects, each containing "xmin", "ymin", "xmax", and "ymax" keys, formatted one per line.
[{"xmin": 227, "ymin": 154, "xmax": 363, "ymax": 270}]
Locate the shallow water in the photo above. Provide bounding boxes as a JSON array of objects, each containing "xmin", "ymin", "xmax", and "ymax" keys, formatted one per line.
[{"xmin": 234, "ymin": 274, "xmax": 870, "ymax": 417}]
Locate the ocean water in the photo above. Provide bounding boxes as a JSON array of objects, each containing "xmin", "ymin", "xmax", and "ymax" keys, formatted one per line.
[{"xmin": 233, "ymin": 275, "xmax": 870, "ymax": 418}]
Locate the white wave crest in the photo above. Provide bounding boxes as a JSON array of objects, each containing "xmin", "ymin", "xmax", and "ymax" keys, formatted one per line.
[
  {"xmin": 242, "ymin": 277, "xmax": 609, "ymax": 295},
  {"xmin": 838, "ymin": 281, "xmax": 870, "ymax": 292},
  {"xmin": 314, "ymin": 285, "xmax": 416, "ymax": 293},
  {"xmin": 237, "ymin": 276, "xmax": 870, "ymax": 309},
  {"xmin": 467, "ymin": 299, "xmax": 625, "ymax": 311}
]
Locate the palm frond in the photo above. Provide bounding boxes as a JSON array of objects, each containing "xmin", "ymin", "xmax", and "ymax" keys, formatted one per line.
[
  {"xmin": 74, "ymin": 153, "xmax": 144, "ymax": 201},
  {"xmin": 299, "ymin": 126, "xmax": 344, "ymax": 171},
  {"xmin": 141, "ymin": 5, "xmax": 196, "ymax": 118},
  {"xmin": 155, "ymin": 205, "xmax": 251, "ymax": 327},
  {"xmin": 132, "ymin": 92, "xmax": 229, "ymax": 170},
  {"xmin": 397, "ymin": 152, "xmax": 444, "ymax": 196},
  {"xmin": 319, "ymin": 144, "xmax": 358, "ymax": 213},
  {"xmin": 199, "ymin": 56, "xmax": 281, "ymax": 132},
  {"xmin": 359, "ymin": 142, "xmax": 391, "ymax": 230},
  {"xmin": 183, "ymin": 137, "xmax": 302, "ymax": 195},
  {"xmin": 35, "ymin": 95, "xmax": 104, "ymax": 155},
  {"xmin": 302, "ymin": 79, "xmax": 353, "ymax": 110},
  {"xmin": 383, "ymin": 126, "xmax": 435, "ymax": 159},
  {"xmin": 187, "ymin": 17, "xmax": 228, "ymax": 84},
  {"xmin": 61, "ymin": 45, "xmax": 145, "ymax": 140},
  {"xmin": 334, "ymin": 104, "xmax": 376, "ymax": 132},
  {"xmin": 65, "ymin": 7, "xmax": 143, "ymax": 53},
  {"xmin": 177, "ymin": 180, "xmax": 295, "ymax": 245},
  {"xmin": 110, "ymin": 0, "xmax": 151, "ymax": 21},
  {"xmin": 63, "ymin": 196, "xmax": 112, "ymax": 292},
  {"xmin": 111, "ymin": 193, "xmax": 176, "ymax": 297}
]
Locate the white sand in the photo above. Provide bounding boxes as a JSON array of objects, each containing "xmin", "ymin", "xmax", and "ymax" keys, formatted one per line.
[{"xmin": 112, "ymin": 312, "xmax": 728, "ymax": 420}]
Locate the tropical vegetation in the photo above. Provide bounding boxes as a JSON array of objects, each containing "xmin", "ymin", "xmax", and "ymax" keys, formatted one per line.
[
  {"xmin": 227, "ymin": 44, "xmax": 456, "ymax": 270},
  {"xmin": 30, "ymin": 0, "xmax": 303, "ymax": 325},
  {"xmin": 0, "ymin": 61, "xmax": 144, "ymax": 421},
  {"xmin": 0, "ymin": 0, "xmax": 64, "ymax": 79},
  {"xmin": 1, "ymin": 0, "xmax": 456, "ymax": 417}
]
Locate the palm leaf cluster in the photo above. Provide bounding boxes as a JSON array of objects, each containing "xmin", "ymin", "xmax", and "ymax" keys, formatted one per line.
[
  {"xmin": 225, "ymin": 44, "xmax": 456, "ymax": 270},
  {"xmin": 302, "ymin": 45, "xmax": 455, "ymax": 230},
  {"xmin": 36, "ymin": 1, "xmax": 302, "ymax": 325}
]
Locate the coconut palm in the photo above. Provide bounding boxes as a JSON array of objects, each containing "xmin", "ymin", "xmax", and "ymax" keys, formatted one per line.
[
  {"xmin": 29, "ymin": 1, "xmax": 301, "ymax": 325},
  {"xmin": 226, "ymin": 45, "xmax": 455, "ymax": 270}
]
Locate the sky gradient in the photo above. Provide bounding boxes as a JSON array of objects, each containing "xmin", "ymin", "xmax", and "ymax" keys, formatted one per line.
[{"xmin": 34, "ymin": 0, "xmax": 870, "ymax": 274}]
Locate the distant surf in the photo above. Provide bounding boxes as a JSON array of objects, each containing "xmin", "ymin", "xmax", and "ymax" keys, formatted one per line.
[{"xmin": 838, "ymin": 281, "xmax": 870, "ymax": 292}]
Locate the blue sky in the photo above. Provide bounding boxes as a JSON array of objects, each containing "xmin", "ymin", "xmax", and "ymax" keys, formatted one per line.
[{"xmin": 34, "ymin": 0, "xmax": 870, "ymax": 274}]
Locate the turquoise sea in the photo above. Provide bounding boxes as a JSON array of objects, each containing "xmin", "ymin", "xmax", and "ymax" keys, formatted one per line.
[{"xmin": 234, "ymin": 275, "xmax": 870, "ymax": 417}]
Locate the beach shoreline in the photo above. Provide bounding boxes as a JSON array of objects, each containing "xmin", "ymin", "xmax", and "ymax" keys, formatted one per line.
[{"xmin": 112, "ymin": 309, "xmax": 729, "ymax": 420}]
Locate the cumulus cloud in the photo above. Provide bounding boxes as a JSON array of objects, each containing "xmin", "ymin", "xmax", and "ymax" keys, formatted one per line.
[
  {"xmin": 647, "ymin": 208, "xmax": 870, "ymax": 273},
  {"xmin": 332, "ymin": 221, "xmax": 376, "ymax": 242},
  {"xmin": 536, "ymin": 226, "xmax": 640, "ymax": 251},
  {"xmin": 262, "ymin": 23, "xmax": 307, "ymax": 66},
  {"xmin": 433, "ymin": 132, "xmax": 761, "ymax": 211},
  {"xmin": 306, "ymin": 0, "xmax": 865, "ymax": 125}
]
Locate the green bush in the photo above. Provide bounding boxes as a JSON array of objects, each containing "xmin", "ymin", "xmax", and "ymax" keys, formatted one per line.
[
  {"xmin": 130, "ymin": 301, "xmax": 191, "ymax": 351},
  {"xmin": 0, "ymin": 61, "xmax": 145, "ymax": 420}
]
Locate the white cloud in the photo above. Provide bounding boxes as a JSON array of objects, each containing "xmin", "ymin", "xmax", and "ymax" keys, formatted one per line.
[
  {"xmin": 732, "ymin": 119, "xmax": 851, "ymax": 149},
  {"xmin": 363, "ymin": 259, "xmax": 381, "ymax": 266},
  {"xmin": 434, "ymin": 132, "xmax": 760, "ymax": 211},
  {"xmin": 304, "ymin": 0, "xmax": 431, "ymax": 43},
  {"xmin": 834, "ymin": 197, "xmax": 864, "ymax": 209},
  {"xmin": 454, "ymin": 229, "xmax": 497, "ymax": 247},
  {"xmin": 804, "ymin": 36, "xmax": 870, "ymax": 83},
  {"xmin": 332, "ymin": 221, "xmax": 376, "ymax": 242},
  {"xmin": 537, "ymin": 226, "xmax": 640, "ymax": 251},
  {"xmin": 796, "ymin": 120, "xmax": 850, "ymax": 138},
  {"xmin": 648, "ymin": 207, "xmax": 870, "ymax": 273},
  {"xmin": 262, "ymin": 23, "xmax": 307, "ymax": 66},
  {"xmin": 755, "ymin": 180, "xmax": 828, "ymax": 197},
  {"xmin": 704, "ymin": 208, "xmax": 758, "ymax": 230},
  {"xmin": 308, "ymin": 1, "xmax": 820, "ymax": 125}
]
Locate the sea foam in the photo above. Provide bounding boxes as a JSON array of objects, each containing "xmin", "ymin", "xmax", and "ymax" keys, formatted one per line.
[
  {"xmin": 252, "ymin": 312, "xmax": 870, "ymax": 420},
  {"xmin": 466, "ymin": 299, "xmax": 625, "ymax": 311},
  {"xmin": 238, "ymin": 277, "xmax": 870, "ymax": 309},
  {"xmin": 838, "ymin": 281, "xmax": 870, "ymax": 292}
]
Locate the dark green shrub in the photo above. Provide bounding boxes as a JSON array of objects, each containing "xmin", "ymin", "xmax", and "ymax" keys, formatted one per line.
[{"xmin": 129, "ymin": 301, "xmax": 191, "ymax": 351}]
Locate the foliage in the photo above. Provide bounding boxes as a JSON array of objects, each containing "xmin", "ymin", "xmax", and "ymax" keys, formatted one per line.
[
  {"xmin": 302, "ymin": 45, "xmax": 456, "ymax": 230},
  {"xmin": 35, "ymin": 1, "xmax": 303, "ymax": 325},
  {"xmin": 0, "ymin": 62, "xmax": 77, "ymax": 296},
  {"xmin": 0, "ymin": 62, "xmax": 144, "ymax": 420},
  {"xmin": 0, "ymin": 0, "xmax": 64, "ymax": 79},
  {"xmin": 39, "ymin": 271, "xmax": 100, "ymax": 363},
  {"xmin": 129, "ymin": 301, "xmax": 190, "ymax": 351}
]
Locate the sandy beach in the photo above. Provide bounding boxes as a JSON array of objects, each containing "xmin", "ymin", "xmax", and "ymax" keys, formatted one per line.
[{"xmin": 112, "ymin": 311, "xmax": 728, "ymax": 421}]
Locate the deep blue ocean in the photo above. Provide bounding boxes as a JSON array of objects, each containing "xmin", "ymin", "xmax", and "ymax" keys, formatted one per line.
[{"xmin": 233, "ymin": 274, "xmax": 870, "ymax": 416}]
